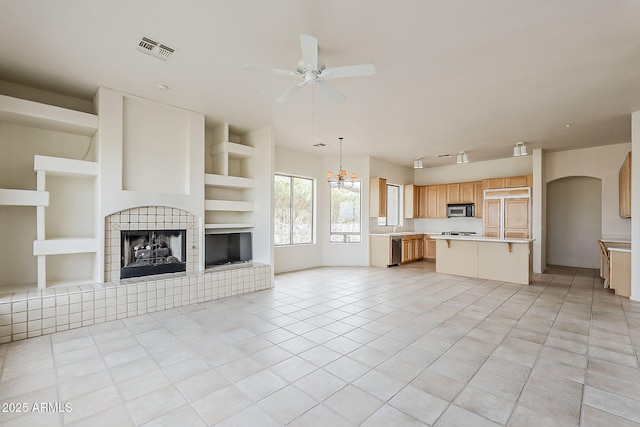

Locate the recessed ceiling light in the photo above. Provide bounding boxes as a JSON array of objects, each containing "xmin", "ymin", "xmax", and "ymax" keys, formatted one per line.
[
  {"xmin": 565, "ymin": 124, "xmax": 572, "ymax": 128},
  {"xmin": 156, "ymin": 83, "xmax": 169, "ymax": 90}
]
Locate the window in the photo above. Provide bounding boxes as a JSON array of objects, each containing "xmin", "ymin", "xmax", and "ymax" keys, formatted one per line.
[
  {"xmin": 377, "ymin": 183, "xmax": 401, "ymax": 226},
  {"xmin": 330, "ymin": 181, "xmax": 361, "ymax": 243},
  {"xmin": 274, "ymin": 174, "xmax": 314, "ymax": 245},
  {"xmin": 386, "ymin": 184, "xmax": 400, "ymax": 226}
]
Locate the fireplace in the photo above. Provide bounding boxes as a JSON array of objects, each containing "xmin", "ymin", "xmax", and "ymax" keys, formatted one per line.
[{"xmin": 121, "ymin": 229, "xmax": 187, "ymax": 279}]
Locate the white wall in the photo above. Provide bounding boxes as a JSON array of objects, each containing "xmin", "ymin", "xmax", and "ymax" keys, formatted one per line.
[
  {"xmin": 546, "ymin": 176, "xmax": 602, "ymax": 268},
  {"xmin": 631, "ymin": 112, "xmax": 639, "ymax": 301},
  {"xmin": 414, "ymin": 155, "xmax": 533, "ymax": 185},
  {"xmin": 273, "ymin": 146, "xmax": 325, "ymax": 273},
  {"xmin": 543, "ymin": 143, "xmax": 631, "ymax": 241},
  {"xmin": 96, "ymin": 88, "xmax": 205, "ymax": 218}
]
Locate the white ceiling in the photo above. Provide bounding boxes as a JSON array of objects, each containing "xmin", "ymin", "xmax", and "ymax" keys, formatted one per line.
[{"xmin": 1, "ymin": 0, "xmax": 640, "ymax": 167}]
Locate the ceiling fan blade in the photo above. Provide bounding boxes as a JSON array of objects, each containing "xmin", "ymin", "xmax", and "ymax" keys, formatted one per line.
[
  {"xmin": 300, "ymin": 34, "xmax": 318, "ymax": 70},
  {"xmin": 314, "ymin": 81, "xmax": 347, "ymax": 104},
  {"xmin": 276, "ymin": 81, "xmax": 308, "ymax": 103},
  {"xmin": 244, "ymin": 65, "xmax": 299, "ymax": 77},
  {"xmin": 318, "ymin": 64, "xmax": 376, "ymax": 79}
]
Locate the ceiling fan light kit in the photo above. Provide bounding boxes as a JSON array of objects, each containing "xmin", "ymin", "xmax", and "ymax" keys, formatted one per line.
[{"xmin": 245, "ymin": 34, "xmax": 376, "ymax": 103}]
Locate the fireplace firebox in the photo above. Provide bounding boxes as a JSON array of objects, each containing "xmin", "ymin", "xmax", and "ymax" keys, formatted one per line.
[{"xmin": 121, "ymin": 230, "xmax": 187, "ymax": 279}]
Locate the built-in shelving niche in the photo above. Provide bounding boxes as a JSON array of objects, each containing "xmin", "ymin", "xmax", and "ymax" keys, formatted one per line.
[
  {"xmin": 0, "ymin": 94, "xmax": 99, "ymax": 293},
  {"xmin": 204, "ymin": 123, "xmax": 256, "ymax": 231}
]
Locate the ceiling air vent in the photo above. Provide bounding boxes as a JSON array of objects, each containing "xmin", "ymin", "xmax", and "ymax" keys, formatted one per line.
[
  {"xmin": 155, "ymin": 44, "xmax": 175, "ymax": 61},
  {"xmin": 137, "ymin": 37, "xmax": 158, "ymax": 55},
  {"xmin": 137, "ymin": 36, "xmax": 176, "ymax": 61}
]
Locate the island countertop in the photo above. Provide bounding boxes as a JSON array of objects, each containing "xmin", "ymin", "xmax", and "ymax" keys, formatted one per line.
[{"xmin": 429, "ymin": 235, "xmax": 535, "ymax": 244}]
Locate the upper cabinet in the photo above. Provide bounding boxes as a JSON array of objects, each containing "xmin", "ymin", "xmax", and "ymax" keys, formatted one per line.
[
  {"xmin": 619, "ymin": 151, "xmax": 631, "ymax": 218},
  {"xmin": 407, "ymin": 175, "xmax": 529, "ymax": 221},
  {"xmin": 474, "ymin": 181, "xmax": 484, "ymax": 218},
  {"xmin": 370, "ymin": 177, "xmax": 387, "ymax": 218},
  {"xmin": 483, "ymin": 175, "xmax": 532, "ymax": 190},
  {"xmin": 447, "ymin": 182, "xmax": 475, "ymax": 204}
]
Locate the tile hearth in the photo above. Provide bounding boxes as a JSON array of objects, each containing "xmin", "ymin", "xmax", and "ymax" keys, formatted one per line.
[
  {"xmin": 1, "ymin": 263, "xmax": 639, "ymax": 426},
  {"xmin": 0, "ymin": 264, "xmax": 272, "ymax": 343}
]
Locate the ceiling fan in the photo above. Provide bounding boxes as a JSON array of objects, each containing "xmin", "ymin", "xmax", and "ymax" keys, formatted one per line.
[{"xmin": 245, "ymin": 34, "xmax": 376, "ymax": 103}]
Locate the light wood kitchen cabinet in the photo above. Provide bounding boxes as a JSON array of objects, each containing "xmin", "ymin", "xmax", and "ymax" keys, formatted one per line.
[
  {"xmin": 446, "ymin": 182, "xmax": 475, "ymax": 204},
  {"xmin": 418, "ymin": 185, "xmax": 429, "ymax": 218},
  {"xmin": 483, "ymin": 199, "xmax": 501, "ymax": 238},
  {"xmin": 483, "ymin": 188, "xmax": 531, "ymax": 239},
  {"xmin": 505, "ymin": 175, "xmax": 530, "ymax": 188},
  {"xmin": 474, "ymin": 181, "xmax": 483, "ymax": 218},
  {"xmin": 437, "ymin": 184, "xmax": 448, "ymax": 218},
  {"xmin": 401, "ymin": 234, "xmax": 424, "ymax": 263},
  {"xmin": 460, "ymin": 182, "xmax": 475, "ymax": 203},
  {"xmin": 504, "ymin": 198, "xmax": 530, "ymax": 238},
  {"xmin": 619, "ymin": 151, "xmax": 631, "ymax": 218},
  {"xmin": 427, "ymin": 185, "xmax": 439, "ymax": 218},
  {"xmin": 404, "ymin": 184, "xmax": 419, "ymax": 218},
  {"xmin": 370, "ymin": 178, "xmax": 387, "ymax": 218},
  {"xmin": 483, "ymin": 175, "xmax": 532, "ymax": 190},
  {"xmin": 447, "ymin": 183, "xmax": 461, "ymax": 204},
  {"xmin": 483, "ymin": 177, "xmax": 506, "ymax": 190},
  {"xmin": 424, "ymin": 236, "xmax": 437, "ymax": 260}
]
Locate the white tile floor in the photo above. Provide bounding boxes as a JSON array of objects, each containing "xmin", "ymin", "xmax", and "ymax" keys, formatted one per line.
[{"xmin": 0, "ymin": 262, "xmax": 639, "ymax": 426}]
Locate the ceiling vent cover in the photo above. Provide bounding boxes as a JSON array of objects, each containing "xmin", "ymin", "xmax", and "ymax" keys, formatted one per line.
[
  {"xmin": 154, "ymin": 44, "xmax": 175, "ymax": 61},
  {"xmin": 137, "ymin": 37, "xmax": 158, "ymax": 55},
  {"xmin": 137, "ymin": 36, "xmax": 176, "ymax": 61}
]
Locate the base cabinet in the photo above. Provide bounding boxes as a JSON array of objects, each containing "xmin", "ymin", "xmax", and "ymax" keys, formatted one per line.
[
  {"xmin": 424, "ymin": 236, "xmax": 437, "ymax": 260},
  {"xmin": 401, "ymin": 234, "xmax": 425, "ymax": 263}
]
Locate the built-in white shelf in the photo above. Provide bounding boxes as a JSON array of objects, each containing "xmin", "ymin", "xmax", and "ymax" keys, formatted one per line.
[
  {"xmin": 210, "ymin": 141, "xmax": 255, "ymax": 159},
  {"xmin": 204, "ymin": 223, "xmax": 255, "ymax": 229},
  {"xmin": 34, "ymin": 155, "xmax": 99, "ymax": 177},
  {"xmin": 205, "ymin": 200, "xmax": 254, "ymax": 211},
  {"xmin": 0, "ymin": 94, "xmax": 98, "ymax": 136},
  {"xmin": 33, "ymin": 238, "xmax": 99, "ymax": 256},
  {"xmin": 204, "ymin": 173, "xmax": 254, "ymax": 188},
  {"xmin": 0, "ymin": 188, "xmax": 49, "ymax": 206}
]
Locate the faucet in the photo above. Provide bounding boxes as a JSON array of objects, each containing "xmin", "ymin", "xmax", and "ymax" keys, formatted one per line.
[{"xmin": 392, "ymin": 224, "xmax": 400, "ymax": 233}]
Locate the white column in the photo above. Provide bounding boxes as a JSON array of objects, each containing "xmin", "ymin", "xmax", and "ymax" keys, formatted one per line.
[
  {"xmin": 631, "ymin": 112, "xmax": 640, "ymax": 301},
  {"xmin": 532, "ymin": 148, "xmax": 544, "ymax": 274}
]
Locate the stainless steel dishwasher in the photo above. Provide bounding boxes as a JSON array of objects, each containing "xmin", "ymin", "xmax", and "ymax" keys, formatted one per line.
[{"xmin": 390, "ymin": 236, "xmax": 402, "ymax": 266}]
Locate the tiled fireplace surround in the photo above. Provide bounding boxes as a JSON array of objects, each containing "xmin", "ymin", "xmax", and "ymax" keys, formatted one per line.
[{"xmin": 0, "ymin": 206, "xmax": 272, "ymax": 343}]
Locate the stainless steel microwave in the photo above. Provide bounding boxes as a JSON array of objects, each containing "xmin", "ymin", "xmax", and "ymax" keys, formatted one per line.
[{"xmin": 447, "ymin": 204, "xmax": 474, "ymax": 217}]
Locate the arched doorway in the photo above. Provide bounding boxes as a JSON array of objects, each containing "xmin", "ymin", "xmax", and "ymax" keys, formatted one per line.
[{"xmin": 546, "ymin": 176, "xmax": 602, "ymax": 268}]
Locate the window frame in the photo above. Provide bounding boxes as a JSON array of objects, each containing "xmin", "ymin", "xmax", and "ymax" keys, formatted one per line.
[
  {"xmin": 329, "ymin": 180, "xmax": 362, "ymax": 244},
  {"xmin": 274, "ymin": 173, "xmax": 315, "ymax": 246}
]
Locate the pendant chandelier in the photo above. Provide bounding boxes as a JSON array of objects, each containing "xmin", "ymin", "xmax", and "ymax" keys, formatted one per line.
[{"xmin": 327, "ymin": 137, "xmax": 357, "ymax": 189}]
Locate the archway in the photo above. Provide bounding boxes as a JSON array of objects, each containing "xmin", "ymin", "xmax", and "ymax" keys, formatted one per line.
[{"xmin": 546, "ymin": 176, "xmax": 602, "ymax": 268}]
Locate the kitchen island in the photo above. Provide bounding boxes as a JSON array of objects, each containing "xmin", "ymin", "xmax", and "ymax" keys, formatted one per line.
[{"xmin": 431, "ymin": 235, "xmax": 533, "ymax": 285}]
